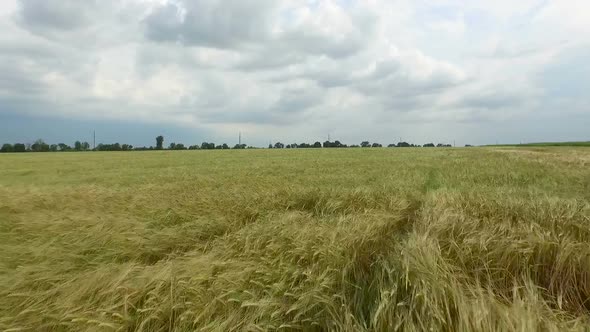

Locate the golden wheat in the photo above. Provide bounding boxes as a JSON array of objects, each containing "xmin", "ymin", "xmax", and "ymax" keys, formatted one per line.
[{"xmin": 0, "ymin": 147, "xmax": 589, "ymax": 331}]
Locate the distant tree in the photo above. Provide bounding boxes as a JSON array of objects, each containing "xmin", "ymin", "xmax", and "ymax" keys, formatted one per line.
[
  {"xmin": 201, "ymin": 142, "xmax": 216, "ymax": 150},
  {"xmin": 188, "ymin": 145, "xmax": 200, "ymax": 150},
  {"xmin": 465, "ymin": 144, "xmax": 473, "ymax": 147},
  {"xmin": 387, "ymin": 144, "xmax": 396, "ymax": 148},
  {"xmin": 74, "ymin": 141, "xmax": 82, "ymax": 151},
  {"xmin": 156, "ymin": 136, "xmax": 164, "ymax": 150},
  {"xmin": 334, "ymin": 140, "xmax": 346, "ymax": 148},
  {"xmin": 169, "ymin": 143, "xmax": 176, "ymax": 150},
  {"xmin": 371, "ymin": 143, "xmax": 382, "ymax": 148},
  {"xmin": 222, "ymin": 143, "xmax": 229, "ymax": 149},
  {"xmin": 49, "ymin": 144, "xmax": 58, "ymax": 152},
  {"xmin": 176, "ymin": 143, "xmax": 186, "ymax": 150},
  {"xmin": 122, "ymin": 144, "xmax": 132, "ymax": 151},
  {"xmin": 397, "ymin": 142, "xmax": 411, "ymax": 148},
  {"xmin": 274, "ymin": 142, "xmax": 284, "ymax": 149},
  {"xmin": 313, "ymin": 142, "xmax": 322, "ymax": 148},
  {"xmin": 58, "ymin": 143, "xmax": 71, "ymax": 151},
  {"xmin": 81, "ymin": 142, "xmax": 90, "ymax": 151},
  {"xmin": 361, "ymin": 141, "xmax": 371, "ymax": 148},
  {"xmin": 1, "ymin": 143, "xmax": 14, "ymax": 153},
  {"xmin": 31, "ymin": 139, "xmax": 49, "ymax": 152},
  {"xmin": 13, "ymin": 143, "xmax": 26, "ymax": 153},
  {"xmin": 424, "ymin": 143, "xmax": 435, "ymax": 147},
  {"xmin": 233, "ymin": 144, "xmax": 247, "ymax": 149},
  {"xmin": 323, "ymin": 141, "xmax": 345, "ymax": 148}
]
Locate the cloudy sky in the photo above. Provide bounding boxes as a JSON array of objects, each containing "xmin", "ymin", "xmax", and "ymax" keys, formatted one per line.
[{"xmin": 0, "ymin": 0, "xmax": 588, "ymax": 147}]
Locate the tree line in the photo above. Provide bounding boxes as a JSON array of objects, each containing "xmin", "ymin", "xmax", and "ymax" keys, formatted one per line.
[{"xmin": 1, "ymin": 136, "xmax": 465, "ymax": 153}]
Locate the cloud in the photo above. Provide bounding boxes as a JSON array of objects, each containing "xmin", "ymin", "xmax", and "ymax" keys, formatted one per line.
[{"xmin": 0, "ymin": 0, "xmax": 589, "ymax": 146}]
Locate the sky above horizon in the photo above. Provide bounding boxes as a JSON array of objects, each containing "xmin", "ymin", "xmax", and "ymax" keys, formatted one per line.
[{"xmin": 0, "ymin": 0, "xmax": 589, "ymax": 147}]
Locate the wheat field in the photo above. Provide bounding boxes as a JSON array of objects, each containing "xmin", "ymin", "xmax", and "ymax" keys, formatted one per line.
[{"xmin": 0, "ymin": 147, "xmax": 589, "ymax": 331}]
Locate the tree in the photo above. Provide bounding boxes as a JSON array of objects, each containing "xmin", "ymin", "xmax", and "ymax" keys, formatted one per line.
[
  {"xmin": 1, "ymin": 144, "xmax": 14, "ymax": 153},
  {"xmin": 49, "ymin": 144, "xmax": 58, "ymax": 152},
  {"xmin": 313, "ymin": 142, "xmax": 322, "ymax": 148},
  {"xmin": 74, "ymin": 141, "xmax": 82, "ymax": 151},
  {"xmin": 58, "ymin": 143, "xmax": 71, "ymax": 151},
  {"xmin": 323, "ymin": 141, "xmax": 345, "ymax": 148},
  {"xmin": 361, "ymin": 141, "xmax": 371, "ymax": 148},
  {"xmin": 13, "ymin": 143, "xmax": 26, "ymax": 152},
  {"xmin": 371, "ymin": 143, "xmax": 382, "ymax": 148},
  {"xmin": 222, "ymin": 143, "xmax": 230, "ymax": 149},
  {"xmin": 201, "ymin": 142, "xmax": 216, "ymax": 150},
  {"xmin": 82, "ymin": 142, "xmax": 90, "ymax": 151},
  {"xmin": 274, "ymin": 142, "xmax": 284, "ymax": 149},
  {"xmin": 169, "ymin": 142, "xmax": 177, "ymax": 150},
  {"xmin": 397, "ymin": 142, "xmax": 410, "ymax": 147},
  {"xmin": 156, "ymin": 136, "xmax": 164, "ymax": 150},
  {"xmin": 424, "ymin": 143, "xmax": 435, "ymax": 147},
  {"xmin": 31, "ymin": 139, "xmax": 49, "ymax": 152},
  {"xmin": 233, "ymin": 144, "xmax": 246, "ymax": 149},
  {"xmin": 334, "ymin": 140, "xmax": 346, "ymax": 148}
]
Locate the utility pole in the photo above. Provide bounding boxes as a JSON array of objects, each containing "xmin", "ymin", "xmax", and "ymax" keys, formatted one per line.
[
  {"xmin": 328, "ymin": 133, "xmax": 331, "ymax": 142},
  {"xmin": 93, "ymin": 130, "xmax": 96, "ymax": 150},
  {"xmin": 239, "ymin": 132, "xmax": 241, "ymax": 146}
]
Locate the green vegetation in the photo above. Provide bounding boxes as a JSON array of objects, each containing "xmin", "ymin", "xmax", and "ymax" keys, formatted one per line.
[
  {"xmin": 1, "ymin": 147, "xmax": 589, "ymax": 331},
  {"xmin": 490, "ymin": 141, "xmax": 590, "ymax": 147}
]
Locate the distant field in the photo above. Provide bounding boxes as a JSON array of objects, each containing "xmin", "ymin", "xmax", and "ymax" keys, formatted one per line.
[
  {"xmin": 490, "ymin": 141, "xmax": 590, "ymax": 147},
  {"xmin": 1, "ymin": 148, "xmax": 589, "ymax": 331}
]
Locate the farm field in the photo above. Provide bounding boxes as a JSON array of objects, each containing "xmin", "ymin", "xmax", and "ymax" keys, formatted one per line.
[
  {"xmin": 0, "ymin": 147, "xmax": 589, "ymax": 331},
  {"xmin": 490, "ymin": 142, "xmax": 590, "ymax": 147}
]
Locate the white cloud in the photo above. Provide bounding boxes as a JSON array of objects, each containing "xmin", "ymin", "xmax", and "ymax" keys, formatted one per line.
[{"xmin": 0, "ymin": 0, "xmax": 589, "ymax": 145}]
